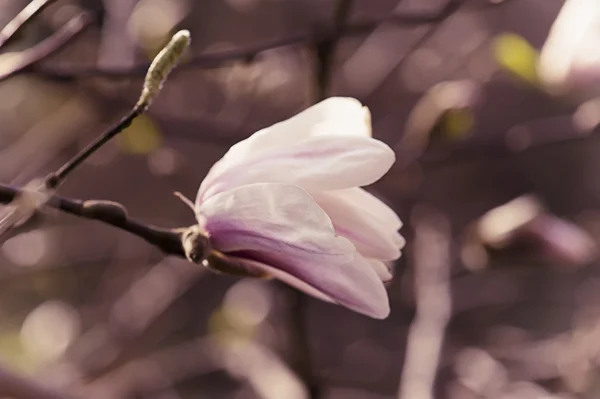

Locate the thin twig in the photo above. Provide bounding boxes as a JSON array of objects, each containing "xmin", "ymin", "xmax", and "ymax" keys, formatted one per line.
[
  {"xmin": 45, "ymin": 30, "xmax": 191, "ymax": 189},
  {"xmin": 44, "ymin": 105, "xmax": 144, "ymax": 189}
]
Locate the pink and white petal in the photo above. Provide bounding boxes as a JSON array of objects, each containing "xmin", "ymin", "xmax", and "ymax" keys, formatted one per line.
[
  {"xmin": 196, "ymin": 183, "xmax": 389, "ymax": 318},
  {"xmin": 197, "ymin": 135, "xmax": 395, "ymax": 202},
  {"xmin": 228, "ymin": 251, "xmax": 390, "ymax": 319},
  {"xmin": 226, "ymin": 256, "xmax": 337, "ymax": 304},
  {"xmin": 197, "ymin": 98, "xmax": 374, "ymax": 202},
  {"xmin": 197, "ymin": 182, "xmax": 356, "ymax": 264},
  {"xmin": 210, "ymin": 97, "xmax": 370, "ymax": 171},
  {"xmin": 391, "ymin": 233, "xmax": 406, "ymax": 247},
  {"xmin": 367, "ymin": 259, "xmax": 393, "ymax": 282},
  {"xmin": 312, "ymin": 190, "xmax": 404, "ymax": 261},
  {"xmin": 330, "ymin": 188, "xmax": 403, "ymax": 231}
]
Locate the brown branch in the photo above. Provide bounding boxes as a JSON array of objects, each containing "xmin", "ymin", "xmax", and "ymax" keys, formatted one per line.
[{"xmin": 0, "ymin": 183, "xmax": 186, "ymax": 257}]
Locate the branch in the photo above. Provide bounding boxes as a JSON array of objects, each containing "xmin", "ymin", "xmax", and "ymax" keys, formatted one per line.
[
  {"xmin": 0, "ymin": 31, "xmax": 193, "ymax": 252},
  {"xmin": 27, "ymin": 0, "xmax": 466, "ymax": 81},
  {"xmin": 0, "ymin": 182, "xmax": 186, "ymax": 257}
]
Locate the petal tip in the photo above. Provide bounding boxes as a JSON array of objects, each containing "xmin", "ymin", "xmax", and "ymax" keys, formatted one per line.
[
  {"xmin": 351, "ymin": 279, "xmax": 391, "ymax": 319},
  {"xmin": 366, "ymin": 300, "xmax": 391, "ymax": 319}
]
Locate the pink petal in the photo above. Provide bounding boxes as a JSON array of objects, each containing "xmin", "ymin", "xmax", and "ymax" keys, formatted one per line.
[
  {"xmin": 198, "ymin": 135, "xmax": 394, "ymax": 202},
  {"xmin": 226, "ymin": 256, "xmax": 337, "ymax": 304},
  {"xmin": 367, "ymin": 259, "xmax": 393, "ymax": 282},
  {"xmin": 312, "ymin": 189, "xmax": 404, "ymax": 261},
  {"xmin": 335, "ymin": 188, "xmax": 403, "ymax": 231},
  {"xmin": 197, "ymin": 182, "xmax": 355, "ymax": 264},
  {"xmin": 209, "ymin": 97, "xmax": 371, "ymax": 173},
  {"xmin": 196, "ymin": 98, "xmax": 387, "ymax": 202},
  {"xmin": 228, "ymin": 253, "xmax": 389, "ymax": 319},
  {"xmin": 196, "ymin": 183, "xmax": 390, "ymax": 319}
]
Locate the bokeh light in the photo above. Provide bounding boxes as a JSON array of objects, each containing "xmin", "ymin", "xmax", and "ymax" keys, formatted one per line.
[{"xmin": 20, "ymin": 301, "xmax": 80, "ymax": 363}]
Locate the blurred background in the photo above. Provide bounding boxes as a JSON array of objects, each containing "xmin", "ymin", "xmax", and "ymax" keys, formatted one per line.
[{"xmin": 0, "ymin": 0, "xmax": 599, "ymax": 398}]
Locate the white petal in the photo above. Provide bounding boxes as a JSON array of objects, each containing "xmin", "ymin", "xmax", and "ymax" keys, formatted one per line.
[
  {"xmin": 197, "ymin": 182, "xmax": 390, "ymax": 319},
  {"xmin": 197, "ymin": 98, "xmax": 381, "ymax": 202},
  {"xmin": 197, "ymin": 134, "xmax": 394, "ymax": 202},
  {"xmin": 313, "ymin": 191, "xmax": 402, "ymax": 261},
  {"xmin": 312, "ymin": 189, "xmax": 404, "ymax": 260},
  {"xmin": 337, "ymin": 188, "xmax": 403, "ymax": 231},
  {"xmin": 213, "ymin": 97, "xmax": 370, "ymax": 167},
  {"xmin": 368, "ymin": 259, "xmax": 393, "ymax": 282}
]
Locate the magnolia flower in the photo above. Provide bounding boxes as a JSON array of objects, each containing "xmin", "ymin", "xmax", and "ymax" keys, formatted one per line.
[
  {"xmin": 538, "ymin": 0, "xmax": 600, "ymax": 96},
  {"xmin": 188, "ymin": 97, "xmax": 404, "ymax": 319}
]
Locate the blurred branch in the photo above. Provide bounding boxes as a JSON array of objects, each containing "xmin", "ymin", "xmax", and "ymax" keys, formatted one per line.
[
  {"xmin": 97, "ymin": 0, "xmax": 138, "ymax": 70},
  {"xmin": 50, "ymin": 258, "xmax": 206, "ymax": 382},
  {"xmin": 0, "ymin": 12, "xmax": 93, "ymax": 81},
  {"xmin": 27, "ymin": 0, "xmax": 468, "ymax": 80},
  {"xmin": 0, "ymin": 0, "xmax": 58, "ymax": 48},
  {"xmin": 313, "ymin": 0, "xmax": 353, "ymax": 101},
  {"xmin": 488, "ymin": 305, "xmax": 600, "ymax": 392},
  {"xmin": 0, "ymin": 362, "xmax": 73, "ymax": 399},
  {"xmin": 288, "ymin": 289, "xmax": 319, "ymax": 399},
  {"xmin": 398, "ymin": 207, "xmax": 451, "ymax": 399},
  {"xmin": 420, "ymin": 114, "xmax": 600, "ymax": 175},
  {"xmin": 467, "ymin": 195, "xmax": 597, "ymax": 270}
]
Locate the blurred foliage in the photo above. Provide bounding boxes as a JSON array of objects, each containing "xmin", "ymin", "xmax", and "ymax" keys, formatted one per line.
[
  {"xmin": 440, "ymin": 109, "xmax": 475, "ymax": 141},
  {"xmin": 0, "ymin": 332, "xmax": 35, "ymax": 373},
  {"xmin": 116, "ymin": 114, "xmax": 163, "ymax": 154},
  {"xmin": 493, "ymin": 33, "xmax": 540, "ymax": 86}
]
